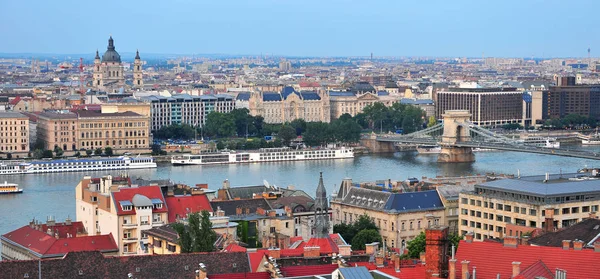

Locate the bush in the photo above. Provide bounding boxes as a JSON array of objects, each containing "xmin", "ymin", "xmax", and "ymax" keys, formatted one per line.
[
  {"xmin": 85, "ymin": 149, "xmax": 93, "ymax": 156},
  {"xmin": 104, "ymin": 147, "xmax": 113, "ymax": 156}
]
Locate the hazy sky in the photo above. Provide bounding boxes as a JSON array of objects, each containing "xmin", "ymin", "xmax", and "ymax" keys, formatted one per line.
[{"xmin": 1, "ymin": 0, "xmax": 598, "ymax": 57}]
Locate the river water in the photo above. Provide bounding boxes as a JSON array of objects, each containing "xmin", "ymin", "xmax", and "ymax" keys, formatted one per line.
[{"xmin": 2, "ymin": 146, "xmax": 600, "ymax": 237}]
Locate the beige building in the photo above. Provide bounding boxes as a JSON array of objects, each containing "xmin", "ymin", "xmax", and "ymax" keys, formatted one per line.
[
  {"xmin": 329, "ymin": 82, "xmax": 398, "ymax": 119},
  {"xmin": 458, "ymin": 173, "xmax": 600, "ymax": 242},
  {"xmin": 0, "ymin": 112, "xmax": 29, "ymax": 157},
  {"xmin": 93, "ymin": 36, "xmax": 125, "ymax": 91},
  {"xmin": 243, "ymin": 86, "xmax": 331, "ymax": 124},
  {"xmin": 37, "ymin": 110, "xmax": 149, "ymax": 152},
  {"xmin": 101, "ymin": 103, "xmax": 151, "ymax": 118},
  {"xmin": 75, "ymin": 175, "xmax": 168, "ymax": 256},
  {"xmin": 331, "ymin": 179, "xmax": 445, "ymax": 250}
]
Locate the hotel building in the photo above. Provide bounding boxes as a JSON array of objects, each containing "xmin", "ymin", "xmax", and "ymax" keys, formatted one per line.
[{"xmin": 0, "ymin": 112, "xmax": 29, "ymax": 157}]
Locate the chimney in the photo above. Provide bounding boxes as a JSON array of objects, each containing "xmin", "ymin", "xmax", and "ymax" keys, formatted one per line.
[
  {"xmin": 562, "ymin": 240, "xmax": 571, "ymax": 250},
  {"xmin": 503, "ymin": 236, "xmax": 518, "ymax": 248},
  {"xmin": 365, "ymin": 242, "xmax": 379, "ymax": 255},
  {"xmin": 55, "ymin": 231, "xmax": 60, "ymax": 239},
  {"xmin": 303, "ymin": 246, "xmax": 320, "ymax": 258},
  {"xmin": 196, "ymin": 263, "xmax": 207, "ymax": 279},
  {"xmin": 544, "ymin": 208, "xmax": 555, "ymax": 232},
  {"xmin": 375, "ymin": 252, "xmax": 384, "ymax": 267},
  {"xmin": 216, "ymin": 207, "xmax": 225, "ymax": 217},
  {"xmin": 425, "ymin": 226, "xmax": 449, "ymax": 279},
  {"xmin": 594, "ymin": 241, "xmax": 600, "ymax": 252},
  {"xmin": 573, "ymin": 240, "xmax": 584, "ymax": 250},
  {"xmin": 167, "ymin": 185, "xmax": 174, "ymax": 197},
  {"xmin": 47, "ymin": 228, "xmax": 53, "ymax": 236},
  {"xmin": 223, "ymin": 179, "xmax": 230, "ymax": 189},
  {"xmin": 392, "ymin": 253, "xmax": 401, "ymax": 272},
  {"xmin": 245, "ymin": 208, "xmax": 250, "ymax": 215},
  {"xmin": 461, "ymin": 260, "xmax": 470, "ymax": 279},
  {"xmin": 196, "ymin": 183, "xmax": 208, "ymax": 189},
  {"xmin": 268, "ymin": 248, "xmax": 281, "ymax": 259},
  {"xmin": 465, "ymin": 232, "xmax": 474, "ymax": 243},
  {"xmin": 338, "ymin": 244, "xmax": 351, "ymax": 256},
  {"xmin": 521, "ymin": 235, "xmax": 530, "ymax": 246},
  {"xmin": 512, "ymin": 262, "xmax": 521, "ymax": 278},
  {"xmin": 235, "ymin": 207, "xmax": 242, "ymax": 215},
  {"xmin": 449, "ymin": 259, "xmax": 457, "ymax": 279},
  {"xmin": 284, "ymin": 206, "xmax": 292, "ymax": 217},
  {"xmin": 65, "ymin": 217, "xmax": 72, "ymax": 226}
]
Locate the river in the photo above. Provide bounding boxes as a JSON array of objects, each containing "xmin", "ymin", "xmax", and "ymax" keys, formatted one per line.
[{"xmin": 2, "ymin": 146, "xmax": 600, "ymax": 238}]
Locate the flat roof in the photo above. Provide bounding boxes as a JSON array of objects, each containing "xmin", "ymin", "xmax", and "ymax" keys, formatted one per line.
[
  {"xmin": 478, "ymin": 173, "xmax": 600, "ymax": 196},
  {"xmin": 0, "ymin": 112, "xmax": 28, "ymax": 119}
]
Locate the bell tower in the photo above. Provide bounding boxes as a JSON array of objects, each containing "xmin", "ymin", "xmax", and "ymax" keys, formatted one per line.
[
  {"xmin": 133, "ymin": 50, "xmax": 143, "ymax": 88},
  {"xmin": 93, "ymin": 50, "xmax": 102, "ymax": 88},
  {"xmin": 313, "ymin": 172, "xmax": 330, "ymax": 238}
]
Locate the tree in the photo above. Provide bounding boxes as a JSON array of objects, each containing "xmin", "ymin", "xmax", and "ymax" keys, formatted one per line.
[
  {"xmin": 53, "ymin": 146, "xmax": 64, "ymax": 157},
  {"xmin": 406, "ymin": 231, "xmax": 426, "ymax": 258},
  {"xmin": 151, "ymin": 144, "xmax": 164, "ymax": 155},
  {"xmin": 174, "ymin": 211, "xmax": 216, "ymax": 253},
  {"xmin": 5, "ymin": 153, "xmax": 11, "ymax": 160},
  {"xmin": 33, "ymin": 149, "xmax": 44, "ymax": 159},
  {"xmin": 216, "ymin": 141, "xmax": 225, "ymax": 150},
  {"xmin": 85, "ymin": 149, "xmax": 93, "ymax": 156},
  {"xmin": 94, "ymin": 148, "xmax": 103, "ymax": 156},
  {"xmin": 74, "ymin": 151, "xmax": 81, "ymax": 157},
  {"xmin": 205, "ymin": 112, "xmax": 236, "ymax": 137},
  {"xmin": 351, "ymin": 229, "xmax": 382, "ymax": 250},
  {"xmin": 172, "ymin": 222, "xmax": 193, "ymax": 253},
  {"xmin": 290, "ymin": 119, "xmax": 307, "ymax": 135},
  {"xmin": 104, "ymin": 147, "xmax": 113, "ymax": 156},
  {"xmin": 427, "ymin": 116, "xmax": 437, "ymax": 128},
  {"xmin": 448, "ymin": 233, "xmax": 462, "ymax": 254},
  {"xmin": 198, "ymin": 210, "xmax": 217, "ymax": 252},
  {"xmin": 42, "ymin": 149, "xmax": 54, "ymax": 158},
  {"xmin": 354, "ymin": 214, "xmax": 379, "ymax": 231},
  {"xmin": 278, "ymin": 125, "xmax": 297, "ymax": 146},
  {"xmin": 333, "ymin": 214, "xmax": 380, "ymax": 249},
  {"xmin": 333, "ymin": 223, "xmax": 357, "ymax": 246}
]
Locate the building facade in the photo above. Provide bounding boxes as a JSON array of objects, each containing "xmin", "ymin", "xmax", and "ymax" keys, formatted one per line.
[
  {"xmin": 75, "ymin": 176, "xmax": 168, "ymax": 256},
  {"xmin": 541, "ymin": 85, "xmax": 600, "ymax": 120},
  {"xmin": 331, "ymin": 179, "xmax": 445, "ymax": 250},
  {"xmin": 436, "ymin": 88, "xmax": 525, "ymax": 126},
  {"xmin": 93, "ymin": 36, "xmax": 142, "ymax": 91},
  {"xmin": 329, "ymin": 82, "xmax": 398, "ymax": 119},
  {"xmin": 0, "ymin": 112, "xmax": 29, "ymax": 157},
  {"xmin": 37, "ymin": 110, "xmax": 150, "ymax": 152},
  {"xmin": 245, "ymin": 86, "xmax": 331, "ymax": 124},
  {"xmin": 141, "ymin": 94, "xmax": 234, "ymax": 131},
  {"xmin": 458, "ymin": 173, "xmax": 600, "ymax": 242}
]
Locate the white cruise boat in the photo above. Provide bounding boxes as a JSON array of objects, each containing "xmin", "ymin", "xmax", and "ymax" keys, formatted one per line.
[
  {"xmin": 0, "ymin": 181, "xmax": 23, "ymax": 194},
  {"xmin": 519, "ymin": 137, "xmax": 560, "ymax": 148},
  {"xmin": 0, "ymin": 156, "xmax": 156, "ymax": 175},
  {"xmin": 171, "ymin": 147, "xmax": 354, "ymax": 166},
  {"xmin": 581, "ymin": 131, "xmax": 600, "ymax": 145}
]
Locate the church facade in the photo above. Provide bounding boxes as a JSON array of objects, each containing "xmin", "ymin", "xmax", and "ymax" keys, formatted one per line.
[{"xmin": 93, "ymin": 36, "xmax": 143, "ymax": 91}]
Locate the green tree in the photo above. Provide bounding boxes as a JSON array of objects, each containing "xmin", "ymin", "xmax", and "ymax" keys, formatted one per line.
[
  {"xmin": 354, "ymin": 214, "xmax": 379, "ymax": 231},
  {"xmin": 216, "ymin": 141, "xmax": 225, "ymax": 150},
  {"xmin": 406, "ymin": 231, "xmax": 426, "ymax": 258},
  {"xmin": 363, "ymin": 102, "xmax": 389, "ymax": 132},
  {"xmin": 151, "ymin": 144, "xmax": 164, "ymax": 155},
  {"xmin": 333, "ymin": 214, "xmax": 380, "ymax": 249},
  {"xmin": 290, "ymin": 119, "xmax": 307, "ymax": 135},
  {"xmin": 278, "ymin": 125, "xmax": 297, "ymax": 146},
  {"xmin": 53, "ymin": 146, "xmax": 64, "ymax": 157},
  {"xmin": 351, "ymin": 229, "xmax": 382, "ymax": 250},
  {"xmin": 174, "ymin": 211, "xmax": 216, "ymax": 253},
  {"xmin": 5, "ymin": 153, "xmax": 11, "ymax": 160},
  {"xmin": 42, "ymin": 149, "xmax": 54, "ymax": 158},
  {"xmin": 303, "ymin": 122, "xmax": 330, "ymax": 146},
  {"xmin": 205, "ymin": 112, "xmax": 236, "ymax": 137},
  {"xmin": 427, "ymin": 116, "xmax": 437, "ymax": 128},
  {"xmin": 253, "ymin": 115, "xmax": 265, "ymax": 136},
  {"xmin": 85, "ymin": 149, "xmax": 93, "ymax": 156},
  {"xmin": 74, "ymin": 151, "xmax": 81, "ymax": 157},
  {"xmin": 448, "ymin": 233, "xmax": 462, "ymax": 254},
  {"xmin": 94, "ymin": 148, "xmax": 103, "ymax": 156},
  {"xmin": 172, "ymin": 222, "xmax": 192, "ymax": 253},
  {"xmin": 33, "ymin": 149, "xmax": 44, "ymax": 159},
  {"xmin": 333, "ymin": 223, "xmax": 357, "ymax": 246},
  {"xmin": 198, "ymin": 210, "xmax": 217, "ymax": 252},
  {"xmin": 104, "ymin": 147, "xmax": 113, "ymax": 156},
  {"xmin": 231, "ymin": 108, "xmax": 255, "ymax": 137}
]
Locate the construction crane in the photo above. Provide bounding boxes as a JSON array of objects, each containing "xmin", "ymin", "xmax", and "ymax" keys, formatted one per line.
[{"xmin": 78, "ymin": 58, "xmax": 84, "ymax": 94}]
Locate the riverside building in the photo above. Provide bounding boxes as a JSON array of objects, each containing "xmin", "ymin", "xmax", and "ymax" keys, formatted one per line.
[{"xmin": 0, "ymin": 112, "xmax": 29, "ymax": 158}]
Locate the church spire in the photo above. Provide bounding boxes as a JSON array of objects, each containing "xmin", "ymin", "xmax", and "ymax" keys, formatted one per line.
[
  {"xmin": 95, "ymin": 50, "xmax": 100, "ymax": 60},
  {"xmin": 107, "ymin": 36, "xmax": 115, "ymax": 50},
  {"xmin": 313, "ymin": 172, "xmax": 330, "ymax": 238},
  {"xmin": 135, "ymin": 49, "xmax": 140, "ymax": 60}
]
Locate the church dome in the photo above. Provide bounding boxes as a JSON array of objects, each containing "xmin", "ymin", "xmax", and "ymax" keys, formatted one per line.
[{"xmin": 102, "ymin": 36, "xmax": 122, "ymax": 63}]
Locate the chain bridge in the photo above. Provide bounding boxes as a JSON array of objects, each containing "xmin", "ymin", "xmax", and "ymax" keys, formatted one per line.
[{"xmin": 376, "ymin": 110, "xmax": 600, "ymax": 162}]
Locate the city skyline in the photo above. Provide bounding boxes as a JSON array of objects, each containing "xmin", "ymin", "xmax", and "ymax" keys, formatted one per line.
[{"xmin": 1, "ymin": 0, "xmax": 599, "ymax": 58}]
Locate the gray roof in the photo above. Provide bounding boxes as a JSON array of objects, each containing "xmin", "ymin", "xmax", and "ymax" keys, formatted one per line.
[
  {"xmin": 400, "ymin": 98, "xmax": 434, "ymax": 105},
  {"xmin": 385, "ymin": 190, "xmax": 443, "ymax": 213},
  {"xmin": 436, "ymin": 184, "xmax": 475, "ymax": 200},
  {"xmin": 338, "ymin": 267, "xmax": 372, "ymax": 279},
  {"xmin": 477, "ymin": 173, "xmax": 600, "ymax": 196},
  {"xmin": 236, "ymin": 92, "xmax": 251, "ymax": 101},
  {"xmin": 300, "ymin": 92, "xmax": 321, "ymax": 100},
  {"xmin": 0, "ymin": 112, "xmax": 28, "ymax": 119},
  {"xmin": 131, "ymin": 194, "xmax": 153, "ymax": 207},
  {"xmin": 341, "ymin": 187, "xmax": 391, "ymax": 211}
]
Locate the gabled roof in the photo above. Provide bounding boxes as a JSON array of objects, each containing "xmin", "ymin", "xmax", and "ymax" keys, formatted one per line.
[
  {"xmin": 111, "ymin": 186, "xmax": 167, "ymax": 215},
  {"xmin": 305, "ymin": 236, "xmax": 339, "ymax": 254},
  {"xmin": 340, "ymin": 187, "xmax": 391, "ymax": 211},
  {"xmin": 165, "ymin": 195, "xmax": 213, "ymax": 223},
  {"xmin": 528, "ymin": 218, "xmax": 600, "ymax": 247},
  {"xmin": 143, "ymin": 224, "xmax": 179, "ymax": 243},
  {"xmin": 281, "ymin": 86, "xmax": 299, "ymax": 99},
  {"xmin": 247, "ymin": 250, "xmax": 268, "ymax": 272},
  {"xmin": 223, "ymin": 243, "xmax": 247, "ymax": 252},
  {"xmin": 517, "ymin": 260, "xmax": 554, "ymax": 279},
  {"xmin": 385, "ymin": 190, "xmax": 443, "ymax": 213},
  {"xmin": 455, "ymin": 240, "xmax": 600, "ymax": 279},
  {"xmin": 210, "ymin": 198, "xmax": 272, "ymax": 216},
  {"xmin": 300, "ymin": 92, "xmax": 321, "ymax": 100}
]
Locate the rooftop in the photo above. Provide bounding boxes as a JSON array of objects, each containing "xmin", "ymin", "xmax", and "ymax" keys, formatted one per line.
[
  {"xmin": 477, "ymin": 173, "xmax": 600, "ymax": 196},
  {"xmin": 528, "ymin": 218, "xmax": 600, "ymax": 247},
  {"xmin": 0, "ymin": 111, "xmax": 28, "ymax": 119}
]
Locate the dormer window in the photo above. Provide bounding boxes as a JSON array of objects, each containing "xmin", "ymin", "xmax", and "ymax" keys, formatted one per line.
[
  {"xmin": 151, "ymin": 198, "xmax": 163, "ymax": 210},
  {"xmin": 119, "ymin": 201, "xmax": 133, "ymax": 211}
]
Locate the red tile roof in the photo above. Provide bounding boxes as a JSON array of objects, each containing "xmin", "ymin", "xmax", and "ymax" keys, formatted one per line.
[
  {"xmin": 1, "ymin": 225, "xmax": 117, "ymax": 258},
  {"xmin": 38, "ymin": 221, "xmax": 86, "ymax": 238},
  {"xmin": 111, "ymin": 186, "xmax": 167, "ymax": 216},
  {"xmin": 305, "ymin": 237, "xmax": 339, "ymax": 255},
  {"xmin": 210, "ymin": 272, "xmax": 271, "ymax": 279},
  {"xmin": 223, "ymin": 243, "xmax": 247, "ymax": 253},
  {"xmin": 455, "ymin": 240, "xmax": 600, "ymax": 279},
  {"xmin": 247, "ymin": 250, "xmax": 268, "ymax": 272},
  {"xmin": 165, "ymin": 194, "xmax": 213, "ymax": 223},
  {"xmin": 280, "ymin": 264, "xmax": 338, "ymax": 277},
  {"xmin": 377, "ymin": 265, "xmax": 426, "ymax": 279},
  {"xmin": 9, "ymin": 96, "xmax": 21, "ymax": 105}
]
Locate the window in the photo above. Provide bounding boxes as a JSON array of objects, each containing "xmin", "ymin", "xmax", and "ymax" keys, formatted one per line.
[
  {"xmin": 582, "ymin": 206, "xmax": 590, "ymax": 213},
  {"xmin": 141, "ymin": 216, "xmax": 149, "ymax": 225},
  {"xmin": 154, "ymin": 240, "xmax": 162, "ymax": 248},
  {"xmin": 470, "ymin": 210, "xmax": 475, "ymax": 216},
  {"xmin": 514, "ymin": 206, "xmax": 520, "ymax": 213},
  {"xmin": 270, "ymin": 227, "xmax": 276, "ymax": 233},
  {"xmin": 572, "ymin": 207, "xmax": 579, "ymax": 214},
  {"xmin": 592, "ymin": 205, "xmax": 599, "ymax": 212},
  {"xmin": 484, "ymin": 213, "xmax": 488, "ymax": 219},
  {"xmin": 476, "ymin": 200, "xmax": 482, "ymax": 207},
  {"xmin": 417, "ymin": 221, "xmax": 421, "ymax": 229},
  {"xmin": 461, "ymin": 209, "xmax": 468, "ymax": 215},
  {"xmin": 530, "ymin": 209, "xmax": 537, "ymax": 216},
  {"xmin": 505, "ymin": 205, "xmax": 511, "ymax": 212},
  {"xmin": 562, "ymin": 208, "xmax": 570, "ymax": 214},
  {"xmin": 409, "ymin": 222, "xmax": 413, "ymax": 230},
  {"xmin": 167, "ymin": 244, "xmax": 176, "ymax": 252},
  {"xmin": 123, "ymin": 231, "xmax": 131, "ymax": 239},
  {"xmin": 521, "ymin": 208, "xmax": 526, "ymax": 214},
  {"xmin": 484, "ymin": 201, "xmax": 488, "ymax": 208},
  {"xmin": 461, "ymin": 220, "xmax": 467, "ymax": 226},
  {"xmin": 504, "ymin": 216, "xmax": 512, "ymax": 223},
  {"xmin": 470, "ymin": 199, "xmax": 475, "ymax": 205},
  {"xmin": 497, "ymin": 204, "xmax": 503, "ymax": 210},
  {"xmin": 461, "ymin": 198, "xmax": 468, "ymax": 204},
  {"xmin": 496, "ymin": 215, "xmax": 503, "ymax": 221}
]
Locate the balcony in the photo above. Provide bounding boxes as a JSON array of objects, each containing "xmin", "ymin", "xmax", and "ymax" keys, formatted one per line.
[
  {"xmin": 122, "ymin": 251, "xmax": 137, "ymax": 256},
  {"xmin": 152, "ymin": 220, "xmax": 164, "ymax": 226},
  {"xmin": 123, "ymin": 237, "xmax": 138, "ymax": 243},
  {"xmin": 122, "ymin": 222, "xmax": 137, "ymax": 228}
]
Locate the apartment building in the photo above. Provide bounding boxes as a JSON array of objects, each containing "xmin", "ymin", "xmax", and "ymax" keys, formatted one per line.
[
  {"xmin": 541, "ymin": 85, "xmax": 600, "ymax": 120},
  {"xmin": 75, "ymin": 175, "xmax": 168, "ymax": 256},
  {"xmin": 141, "ymin": 93, "xmax": 234, "ymax": 131},
  {"xmin": 37, "ymin": 110, "xmax": 149, "ymax": 152},
  {"xmin": 458, "ymin": 173, "xmax": 600, "ymax": 241},
  {"xmin": 0, "ymin": 112, "xmax": 29, "ymax": 157},
  {"xmin": 242, "ymin": 86, "xmax": 331, "ymax": 124},
  {"xmin": 331, "ymin": 179, "xmax": 445, "ymax": 250},
  {"xmin": 329, "ymin": 82, "xmax": 397, "ymax": 119},
  {"xmin": 436, "ymin": 88, "xmax": 524, "ymax": 126}
]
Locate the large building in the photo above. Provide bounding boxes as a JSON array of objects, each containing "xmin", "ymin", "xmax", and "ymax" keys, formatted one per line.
[
  {"xmin": 75, "ymin": 175, "xmax": 168, "ymax": 256},
  {"xmin": 36, "ymin": 110, "xmax": 149, "ymax": 152},
  {"xmin": 329, "ymin": 82, "xmax": 398, "ymax": 119},
  {"xmin": 458, "ymin": 172, "xmax": 600, "ymax": 242},
  {"xmin": 141, "ymin": 94, "xmax": 234, "ymax": 131},
  {"xmin": 331, "ymin": 178, "xmax": 445, "ymax": 250},
  {"xmin": 240, "ymin": 86, "xmax": 331, "ymax": 124},
  {"xmin": 93, "ymin": 36, "xmax": 142, "ymax": 91},
  {"xmin": 540, "ymin": 85, "xmax": 600, "ymax": 120},
  {"xmin": 436, "ymin": 87, "xmax": 525, "ymax": 126},
  {"xmin": 0, "ymin": 112, "xmax": 29, "ymax": 158}
]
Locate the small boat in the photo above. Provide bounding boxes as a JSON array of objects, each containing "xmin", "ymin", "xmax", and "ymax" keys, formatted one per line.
[
  {"xmin": 0, "ymin": 181, "xmax": 23, "ymax": 194},
  {"xmin": 518, "ymin": 136, "xmax": 560, "ymax": 149},
  {"xmin": 581, "ymin": 130, "xmax": 600, "ymax": 145}
]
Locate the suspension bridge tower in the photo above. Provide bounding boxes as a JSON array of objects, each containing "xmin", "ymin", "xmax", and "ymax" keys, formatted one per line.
[{"xmin": 438, "ymin": 110, "xmax": 475, "ymax": 163}]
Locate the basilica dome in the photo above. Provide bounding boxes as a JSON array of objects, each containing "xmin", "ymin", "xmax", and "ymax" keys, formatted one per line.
[{"xmin": 102, "ymin": 36, "xmax": 122, "ymax": 63}]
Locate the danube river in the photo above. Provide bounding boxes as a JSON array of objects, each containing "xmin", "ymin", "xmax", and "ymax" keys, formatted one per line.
[{"xmin": 2, "ymin": 147, "xmax": 600, "ymax": 237}]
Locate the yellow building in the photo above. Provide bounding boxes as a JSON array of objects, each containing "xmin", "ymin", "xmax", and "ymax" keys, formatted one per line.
[
  {"xmin": 37, "ymin": 110, "xmax": 149, "ymax": 153},
  {"xmin": 101, "ymin": 103, "xmax": 151, "ymax": 118},
  {"xmin": 245, "ymin": 86, "xmax": 331, "ymax": 124},
  {"xmin": 329, "ymin": 82, "xmax": 398, "ymax": 119},
  {"xmin": 0, "ymin": 112, "xmax": 29, "ymax": 158},
  {"xmin": 331, "ymin": 179, "xmax": 445, "ymax": 250},
  {"xmin": 75, "ymin": 175, "xmax": 168, "ymax": 256},
  {"xmin": 458, "ymin": 173, "xmax": 600, "ymax": 242}
]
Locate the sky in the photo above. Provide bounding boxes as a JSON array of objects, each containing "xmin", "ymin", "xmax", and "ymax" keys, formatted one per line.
[{"xmin": 0, "ymin": 0, "xmax": 598, "ymax": 58}]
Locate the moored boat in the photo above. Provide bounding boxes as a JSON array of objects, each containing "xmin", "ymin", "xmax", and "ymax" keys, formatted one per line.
[{"xmin": 0, "ymin": 181, "xmax": 23, "ymax": 194}]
